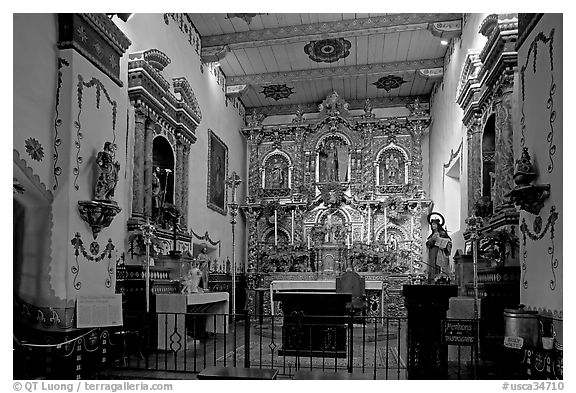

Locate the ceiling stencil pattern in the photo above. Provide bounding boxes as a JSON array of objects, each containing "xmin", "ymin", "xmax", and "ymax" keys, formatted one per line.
[
  {"xmin": 304, "ymin": 38, "xmax": 351, "ymax": 63},
  {"xmin": 189, "ymin": 13, "xmax": 458, "ymax": 111}
]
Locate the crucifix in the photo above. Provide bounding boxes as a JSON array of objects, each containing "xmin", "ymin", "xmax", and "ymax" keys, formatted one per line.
[{"xmin": 225, "ymin": 171, "xmax": 242, "ymax": 318}]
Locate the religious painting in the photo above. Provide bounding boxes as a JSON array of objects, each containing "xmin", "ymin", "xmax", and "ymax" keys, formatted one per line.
[
  {"xmin": 265, "ymin": 155, "xmax": 289, "ymax": 189},
  {"xmin": 207, "ymin": 129, "xmax": 228, "ymax": 215},
  {"xmin": 318, "ymin": 137, "xmax": 349, "ymax": 183},
  {"xmin": 379, "ymin": 149, "xmax": 405, "ymax": 185}
]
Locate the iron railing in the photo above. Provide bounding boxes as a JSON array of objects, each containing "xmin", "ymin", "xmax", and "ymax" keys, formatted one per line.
[{"xmin": 109, "ymin": 311, "xmax": 498, "ymax": 379}]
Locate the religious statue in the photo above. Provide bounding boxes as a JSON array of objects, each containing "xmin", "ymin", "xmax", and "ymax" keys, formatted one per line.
[
  {"xmin": 152, "ymin": 167, "xmax": 163, "ymax": 220},
  {"xmin": 385, "ymin": 154, "xmax": 400, "ymax": 183},
  {"xmin": 197, "ymin": 247, "xmax": 210, "ymax": 290},
  {"xmin": 94, "ymin": 142, "xmax": 120, "ymax": 201},
  {"xmin": 269, "ymin": 160, "xmax": 285, "ymax": 189},
  {"xmin": 326, "ymin": 141, "xmax": 339, "ymax": 182},
  {"xmin": 425, "ymin": 213, "xmax": 452, "ymax": 283},
  {"xmin": 181, "ymin": 264, "xmax": 203, "ymax": 294},
  {"xmin": 388, "ymin": 233, "xmax": 398, "ymax": 250}
]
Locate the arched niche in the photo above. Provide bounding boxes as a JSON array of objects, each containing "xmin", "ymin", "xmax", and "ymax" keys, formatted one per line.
[
  {"xmin": 262, "ymin": 226, "xmax": 291, "ymax": 244},
  {"xmin": 316, "ymin": 208, "xmax": 350, "ymax": 244},
  {"xmin": 260, "ymin": 149, "xmax": 292, "ymax": 190},
  {"xmin": 376, "ymin": 223, "xmax": 409, "ymax": 250},
  {"xmin": 482, "ymin": 114, "xmax": 496, "ymax": 201},
  {"xmin": 315, "ymin": 133, "xmax": 351, "ymax": 183},
  {"xmin": 152, "ymin": 135, "xmax": 175, "ymax": 220},
  {"xmin": 375, "ymin": 143, "xmax": 410, "ymax": 186}
]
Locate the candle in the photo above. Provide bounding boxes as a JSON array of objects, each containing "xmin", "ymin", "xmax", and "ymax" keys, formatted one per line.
[
  {"xmin": 274, "ymin": 209, "xmax": 278, "ymax": 246},
  {"xmin": 291, "ymin": 209, "xmax": 295, "ymax": 245},
  {"xmin": 307, "ymin": 234, "xmax": 311, "ymax": 249}
]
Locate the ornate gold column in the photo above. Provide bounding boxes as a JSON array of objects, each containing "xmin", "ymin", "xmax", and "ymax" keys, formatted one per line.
[
  {"xmin": 466, "ymin": 117, "xmax": 483, "ymax": 215},
  {"xmin": 493, "ymin": 81, "xmax": 516, "ymax": 210},
  {"xmin": 174, "ymin": 133, "xmax": 185, "ymax": 217},
  {"xmin": 181, "ymin": 143, "xmax": 191, "ymax": 228},
  {"xmin": 132, "ymin": 107, "xmax": 146, "ymax": 218},
  {"xmin": 143, "ymin": 117, "xmax": 155, "ymax": 218}
]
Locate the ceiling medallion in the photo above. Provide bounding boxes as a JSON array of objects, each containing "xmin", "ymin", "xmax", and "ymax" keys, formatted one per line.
[
  {"xmin": 372, "ymin": 75, "xmax": 407, "ymax": 92},
  {"xmin": 261, "ymin": 84, "xmax": 295, "ymax": 101},
  {"xmin": 304, "ymin": 38, "xmax": 352, "ymax": 63}
]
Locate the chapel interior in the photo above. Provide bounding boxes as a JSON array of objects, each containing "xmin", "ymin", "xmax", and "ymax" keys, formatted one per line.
[{"xmin": 12, "ymin": 13, "xmax": 563, "ymax": 381}]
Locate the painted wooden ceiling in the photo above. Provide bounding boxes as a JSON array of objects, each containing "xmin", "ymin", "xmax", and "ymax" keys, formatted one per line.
[{"xmin": 189, "ymin": 13, "xmax": 461, "ymax": 114}]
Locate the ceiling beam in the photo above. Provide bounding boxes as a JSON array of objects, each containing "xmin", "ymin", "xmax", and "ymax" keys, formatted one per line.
[
  {"xmin": 246, "ymin": 95, "xmax": 431, "ymax": 117},
  {"xmin": 201, "ymin": 13, "xmax": 462, "ymax": 49},
  {"xmin": 227, "ymin": 57, "xmax": 444, "ymax": 85}
]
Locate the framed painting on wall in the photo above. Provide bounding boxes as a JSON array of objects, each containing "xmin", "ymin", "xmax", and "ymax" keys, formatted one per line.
[{"xmin": 207, "ymin": 129, "xmax": 228, "ymax": 215}]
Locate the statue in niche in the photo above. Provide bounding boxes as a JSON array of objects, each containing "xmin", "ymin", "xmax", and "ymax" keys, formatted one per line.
[
  {"xmin": 270, "ymin": 160, "xmax": 285, "ymax": 188},
  {"xmin": 388, "ymin": 233, "xmax": 398, "ymax": 250},
  {"xmin": 319, "ymin": 139, "xmax": 349, "ymax": 182},
  {"xmin": 385, "ymin": 155, "xmax": 400, "ymax": 183},
  {"xmin": 152, "ymin": 166, "xmax": 164, "ymax": 220},
  {"xmin": 94, "ymin": 142, "xmax": 120, "ymax": 202},
  {"xmin": 380, "ymin": 150, "xmax": 404, "ymax": 185}
]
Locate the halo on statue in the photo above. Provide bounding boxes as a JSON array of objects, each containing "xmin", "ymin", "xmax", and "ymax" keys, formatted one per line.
[{"xmin": 427, "ymin": 211, "xmax": 445, "ymax": 227}]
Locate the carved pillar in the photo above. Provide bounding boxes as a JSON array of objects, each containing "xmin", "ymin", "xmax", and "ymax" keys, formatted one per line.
[
  {"xmin": 409, "ymin": 121, "xmax": 426, "ymax": 188},
  {"xmin": 294, "ymin": 127, "xmax": 306, "ymax": 189},
  {"xmin": 493, "ymin": 84, "xmax": 516, "ymax": 210},
  {"xmin": 245, "ymin": 207, "xmax": 260, "ymax": 270},
  {"xmin": 361, "ymin": 126, "xmax": 374, "ymax": 193},
  {"xmin": 175, "ymin": 134, "xmax": 185, "ymax": 217},
  {"xmin": 143, "ymin": 118, "xmax": 155, "ymax": 218},
  {"xmin": 467, "ymin": 118, "xmax": 483, "ymax": 215},
  {"xmin": 181, "ymin": 143, "xmax": 191, "ymax": 229},
  {"xmin": 248, "ymin": 134, "xmax": 261, "ymax": 197},
  {"xmin": 132, "ymin": 107, "xmax": 146, "ymax": 218}
]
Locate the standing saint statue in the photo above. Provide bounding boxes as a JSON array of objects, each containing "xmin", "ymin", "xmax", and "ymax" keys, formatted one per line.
[
  {"xmin": 94, "ymin": 142, "xmax": 120, "ymax": 201},
  {"xmin": 151, "ymin": 167, "xmax": 163, "ymax": 220},
  {"xmin": 425, "ymin": 214, "xmax": 452, "ymax": 283},
  {"xmin": 385, "ymin": 154, "xmax": 400, "ymax": 183},
  {"xmin": 269, "ymin": 160, "xmax": 285, "ymax": 189}
]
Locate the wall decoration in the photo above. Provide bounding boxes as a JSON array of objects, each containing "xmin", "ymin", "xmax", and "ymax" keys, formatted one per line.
[
  {"xmin": 71, "ymin": 233, "xmax": 115, "ymax": 289},
  {"xmin": 24, "ymin": 137, "xmax": 44, "ymax": 162},
  {"xmin": 304, "ymin": 38, "xmax": 351, "ymax": 63},
  {"xmin": 163, "ymin": 13, "xmax": 201, "ymax": 55},
  {"xmin": 519, "ymin": 29, "xmax": 556, "ymax": 173},
  {"xmin": 519, "ymin": 205, "xmax": 559, "ymax": 290},
  {"xmin": 261, "ymin": 84, "xmax": 294, "ymax": 101},
  {"xmin": 53, "ymin": 57, "xmax": 69, "ymax": 190},
  {"xmin": 75, "ymin": 75, "xmax": 118, "ymax": 191},
  {"xmin": 372, "ymin": 75, "xmax": 407, "ymax": 92},
  {"xmin": 207, "ymin": 129, "xmax": 228, "ymax": 215}
]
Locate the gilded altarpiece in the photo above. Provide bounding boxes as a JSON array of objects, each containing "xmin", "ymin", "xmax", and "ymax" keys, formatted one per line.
[{"xmin": 242, "ymin": 92, "xmax": 432, "ymax": 315}]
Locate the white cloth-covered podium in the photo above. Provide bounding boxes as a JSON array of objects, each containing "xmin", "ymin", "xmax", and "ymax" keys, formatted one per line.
[{"xmin": 155, "ymin": 292, "xmax": 229, "ymax": 350}]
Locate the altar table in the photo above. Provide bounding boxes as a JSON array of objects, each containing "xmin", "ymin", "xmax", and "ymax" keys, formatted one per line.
[
  {"xmin": 155, "ymin": 292, "xmax": 229, "ymax": 350},
  {"xmin": 269, "ymin": 280, "xmax": 383, "ymax": 317}
]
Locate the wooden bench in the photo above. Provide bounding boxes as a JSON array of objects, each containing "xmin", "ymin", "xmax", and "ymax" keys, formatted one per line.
[
  {"xmin": 293, "ymin": 370, "xmax": 373, "ymax": 380},
  {"xmin": 197, "ymin": 366, "xmax": 279, "ymax": 380}
]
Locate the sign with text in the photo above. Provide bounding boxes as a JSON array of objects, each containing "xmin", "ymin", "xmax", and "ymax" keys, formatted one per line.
[
  {"xmin": 76, "ymin": 294, "xmax": 123, "ymax": 328},
  {"xmin": 442, "ymin": 320, "xmax": 476, "ymax": 346}
]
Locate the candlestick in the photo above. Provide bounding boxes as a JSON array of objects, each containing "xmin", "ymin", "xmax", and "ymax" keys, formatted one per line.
[{"xmin": 274, "ymin": 209, "xmax": 278, "ymax": 246}]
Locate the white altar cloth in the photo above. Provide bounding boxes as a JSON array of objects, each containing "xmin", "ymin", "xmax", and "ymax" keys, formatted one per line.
[
  {"xmin": 155, "ymin": 292, "xmax": 229, "ymax": 350},
  {"xmin": 269, "ymin": 280, "xmax": 383, "ymax": 316}
]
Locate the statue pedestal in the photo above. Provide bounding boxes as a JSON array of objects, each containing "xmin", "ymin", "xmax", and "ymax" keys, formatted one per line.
[{"xmin": 403, "ymin": 284, "xmax": 458, "ymax": 379}]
